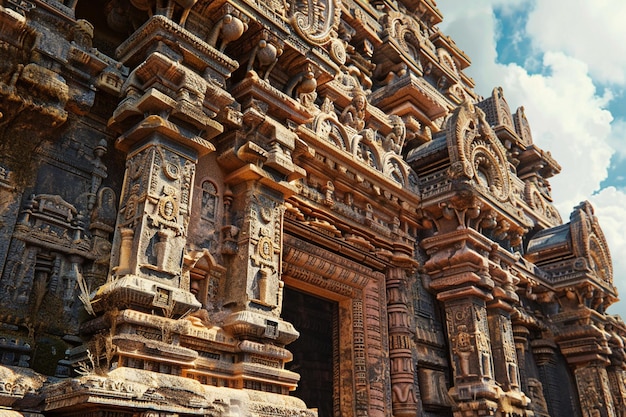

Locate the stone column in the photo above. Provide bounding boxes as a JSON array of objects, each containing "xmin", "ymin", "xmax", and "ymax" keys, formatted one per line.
[
  {"xmin": 217, "ymin": 61, "xmax": 307, "ymax": 349},
  {"xmin": 606, "ymin": 326, "xmax": 626, "ymax": 417},
  {"xmin": 91, "ymin": 16, "xmax": 240, "ymax": 318},
  {"xmin": 555, "ymin": 312, "xmax": 616, "ymax": 417},
  {"xmin": 485, "ymin": 259, "xmax": 530, "ymax": 413},
  {"xmin": 574, "ymin": 363, "xmax": 616, "ymax": 417},
  {"xmin": 532, "ymin": 339, "xmax": 574, "ymax": 417},
  {"xmin": 512, "ymin": 324, "xmax": 530, "ymax": 392},
  {"xmin": 220, "ymin": 179, "xmax": 299, "ymax": 346},
  {"xmin": 422, "ymin": 230, "xmax": 500, "ymax": 417},
  {"xmin": 386, "ymin": 267, "xmax": 421, "ymax": 417}
]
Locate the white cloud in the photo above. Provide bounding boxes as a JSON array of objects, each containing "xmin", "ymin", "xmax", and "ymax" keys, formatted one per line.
[
  {"xmin": 527, "ymin": 1, "xmax": 626, "ymax": 85},
  {"xmin": 608, "ymin": 118, "xmax": 626, "ymax": 161},
  {"xmin": 499, "ymin": 52, "xmax": 614, "ymax": 212},
  {"xmin": 436, "ymin": 0, "xmax": 626, "ymax": 317}
]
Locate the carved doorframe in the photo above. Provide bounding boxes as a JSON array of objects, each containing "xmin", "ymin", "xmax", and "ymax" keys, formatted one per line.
[{"xmin": 282, "ymin": 233, "xmax": 389, "ymax": 417}]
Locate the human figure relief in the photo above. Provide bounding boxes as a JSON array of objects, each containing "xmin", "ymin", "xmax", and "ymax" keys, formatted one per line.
[
  {"xmin": 453, "ymin": 325, "xmax": 474, "ymax": 377},
  {"xmin": 341, "ymin": 90, "xmax": 367, "ymax": 131}
]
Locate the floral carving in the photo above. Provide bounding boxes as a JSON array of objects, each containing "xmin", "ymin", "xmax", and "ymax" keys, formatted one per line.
[{"xmin": 291, "ymin": 0, "xmax": 341, "ymax": 46}]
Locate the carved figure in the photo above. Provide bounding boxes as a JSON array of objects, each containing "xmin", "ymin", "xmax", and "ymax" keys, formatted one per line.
[
  {"xmin": 285, "ymin": 64, "xmax": 318, "ymax": 109},
  {"xmin": 207, "ymin": 11, "xmax": 248, "ymax": 52},
  {"xmin": 247, "ymin": 38, "xmax": 283, "ymax": 80},
  {"xmin": 383, "ymin": 115, "xmax": 406, "ymax": 153},
  {"xmin": 341, "ymin": 90, "xmax": 367, "ymax": 131},
  {"xmin": 453, "ymin": 325, "xmax": 474, "ymax": 377},
  {"xmin": 73, "ymin": 19, "xmax": 94, "ymax": 49}
]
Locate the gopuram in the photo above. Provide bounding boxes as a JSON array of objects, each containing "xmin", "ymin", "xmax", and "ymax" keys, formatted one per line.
[{"xmin": 0, "ymin": 0, "xmax": 625, "ymax": 416}]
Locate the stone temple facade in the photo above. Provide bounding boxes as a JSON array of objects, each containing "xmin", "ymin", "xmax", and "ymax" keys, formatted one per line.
[{"xmin": 0, "ymin": 0, "xmax": 625, "ymax": 416}]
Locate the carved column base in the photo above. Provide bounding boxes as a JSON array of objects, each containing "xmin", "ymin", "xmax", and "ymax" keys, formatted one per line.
[
  {"xmin": 43, "ymin": 367, "xmax": 314, "ymax": 417},
  {"xmin": 451, "ymin": 397, "xmax": 498, "ymax": 417},
  {"xmin": 449, "ymin": 380, "xmax": 500, "ymax": 403},
  {"xmin": 91, "ymin": 275, "xmax": 201, "ymax": 317},
  {"xmin": 223, "ymin": 310, "xmax": 299, "ymax": 345}
]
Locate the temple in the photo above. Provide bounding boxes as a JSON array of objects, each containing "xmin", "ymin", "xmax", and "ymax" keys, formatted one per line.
[{"xmin": 0, "ymin": 0, "xmax": 625, "ymax": 416}]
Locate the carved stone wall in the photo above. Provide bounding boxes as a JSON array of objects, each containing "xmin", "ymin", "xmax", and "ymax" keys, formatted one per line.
[{"xmin": 0, "ymin": 1, "xmax": 624, "ymax": 417}]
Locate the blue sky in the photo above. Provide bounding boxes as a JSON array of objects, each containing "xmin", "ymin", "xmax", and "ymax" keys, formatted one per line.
[{"xmin": 436, "ymin": 0, "xmax": 626, "ymax": 317}]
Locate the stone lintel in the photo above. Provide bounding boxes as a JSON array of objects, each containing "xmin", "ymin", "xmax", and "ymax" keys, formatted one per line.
[
  {"xmin": 115, "ymin": 15, "xmax": 239, "ymax": 80},
  {"xmin": 115, "ymin": 115, "xmax": 217, "ymax": 157},
  {"xmin": 232, "ymin": 73, "xmax": 314, "ymax": 125},
  {"xmin": 223, "ymin": 163, "xmax": 299, "ymax": 197},
  {"xmin": 421, "ymin": 227, "xmax": 494, "ymax": 254},
  {"xmin": 487, "ymin": 298, "xmax": 514, "ymax": 313},
  {"xmin": 436, "ymin": 284, "xmax": 493, "ymax": 302}
]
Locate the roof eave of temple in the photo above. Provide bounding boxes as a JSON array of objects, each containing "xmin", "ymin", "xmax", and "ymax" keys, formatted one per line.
[
  {"xmin": 369, "ymin": 72, "xmax": 450, "ymax": 121},
  {"xmin": 430, "ymin": 32, "xmax": 471, "ymax": 69}
]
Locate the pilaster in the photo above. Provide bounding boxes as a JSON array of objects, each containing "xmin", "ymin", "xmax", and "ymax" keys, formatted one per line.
[
  {"xmin": 386, "ymin": 267, "xmax": 422, "ymax": 417},
  {"xmin": 606, "ymin": 321, "xmax": 626, "ymax": 417},
  {"xmin": 574, "ymin": 363, "xmax": 616, "ymax": 417},
  {"xmin": 219, "ymin": 179, "xmax": 299, "ymax": 346},
  {"xmin": 83, "ymin": 14, "xmax": 241, "ymax": 379},
  {"xmin": 485, "ymin": 252, "xmax": 530, "ymax": 413},
  {"xmin": 422, "ymin": 229, "xmax": 500, "ymax": 416},
  {"xmin": 554, "ymin": 309, "xmax": 617, "ymax": 417},
  {"xmin": 92, "ymin": 17, "xmax": 238, "ymax": 315}
]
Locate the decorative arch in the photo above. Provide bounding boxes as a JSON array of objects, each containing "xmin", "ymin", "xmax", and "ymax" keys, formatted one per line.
[
  {"xmin": 382, "ymin": 154, "xmax": 409, "ymax": 186},
  {"xmin": 291, "ymin": 0, "xmax": 342, "ymax": 46},
  {"xmin": 493, "ymin": 87, "xmax": 514, "ymax": 129},
  {"xmin": 382, "ymin": 12, "xmax": 422, "ymax": 60},
  {"xmin": 513, "ymin": 106, "xmax": 534, "ymax": 146},
  {"xmin": 446, "ymin": 101, "xmax": 512, "ymax": 202},
  {"xmin": 570, "ymin": 201, "xmax": 613, "ymax": 284},
  {"xmin": 353, "ymin": 139, "xmax": 380, "ymax": 170},
  {"xmin": 313, "ymin": 112, "xmax": 349, "ymax": 150},
  {"xmin": 183, "ymin": 248, "xmax": 225, "ymax": 308},
  {"xmin": 437, "ymin": 48, "xmax": 459, "ymax": 77},
  {"xmin": 351, "ymin": 130, "xmax": 381, "ymax": 170}
]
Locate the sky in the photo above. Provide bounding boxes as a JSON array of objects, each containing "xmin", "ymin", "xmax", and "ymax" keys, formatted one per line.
[{"xmin": 435, "ymin": 0, "xmax": 626, "ymax": 317}]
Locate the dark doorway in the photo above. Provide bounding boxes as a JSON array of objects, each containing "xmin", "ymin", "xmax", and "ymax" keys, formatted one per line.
[{"xmin": 282, "ymin": 287, "xmax": 336, "ymax": 417}]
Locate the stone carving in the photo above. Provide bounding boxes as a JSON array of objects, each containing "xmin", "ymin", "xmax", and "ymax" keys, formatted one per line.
[
  {"xmin": 382, "ymin": 115, "xmax": 406, "ymax": 154},
  {"xmin": 452, "ymin": 324, "xmax": 474, "ymax": 377},
  {"xmin": 207, "ymin": 4, "xmax": 249, "ymax": 52},
  {"xmin": 285, "ymin": 63, "xmax": 318, "ymax": 110},
  {"xmin": 446, "ymin": 101, "xmax": 512, "ymax": 203},
  {"xmin": 291, "ymin": 0, "xmax": 341, "ymax": 46},
  {"xmin": 341, "ymin": 89, "xmax": 368, "ymax": 131},
  {"xmin": 247, "ymin": 32, "xmax": 284, "ymax": 81}
]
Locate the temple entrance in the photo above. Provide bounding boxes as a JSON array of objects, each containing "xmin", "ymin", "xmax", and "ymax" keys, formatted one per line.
[{"xmin": 282, "ymin": 287, "xmax": 336, "ymax": 417}]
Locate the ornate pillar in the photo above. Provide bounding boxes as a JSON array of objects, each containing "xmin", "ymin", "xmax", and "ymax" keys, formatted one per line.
[
  {"xmin": 555, "ymin": 312, "xmax": 617, "ymax": 417},
  {"xmin": 217, "ymin": 69, "xmax": 307, "ymax": 350},
  {"xmin": 83, "ymin": 15, "xmax": 241, "ymax": 377},
  {"xmin": 531, "ymin": 338, "xmax": 578, "ymax": 417},
  {"xmin": 574, "ymin": 363, "xmax": 616, "ymax": 417},
  {"xmin": 512, "ymin": 323, "xmax": 530, "ymax": 392},
  {"xmin": 386, "ymin": 267, "xmax": 421, "ymax": 417},
  {"xmin": 422, "ymin": 230, "xmax": 500, "ymax": 417},
  {"xmin": 91, "ymin": 15, "xmax": 240, "ymax": 318},
  {"xmin": 606, "ymin": 323, "xmax": 626, "ymax": 417},
  {"xmin": 220, "ymin": 179, "xmax": 299, "ymax": 347},
  {"xmin": 485, "ymin": 259, "xmax": 530, "ymax": 413}
]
